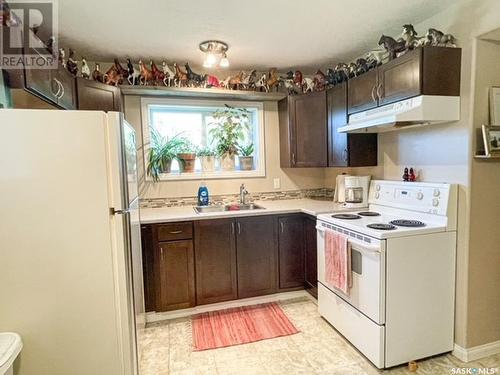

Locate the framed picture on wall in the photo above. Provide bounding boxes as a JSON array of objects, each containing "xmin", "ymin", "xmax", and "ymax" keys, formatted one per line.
[
  {"xmin": 489, "ymin": 87, "xmax": 500, "ymax": 124},
  {"xmin": 482, "ymin": 125, "xmax": 500, "ymax": 156}
]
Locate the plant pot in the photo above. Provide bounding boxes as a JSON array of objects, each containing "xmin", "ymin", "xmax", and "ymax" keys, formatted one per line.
[
  {"xmin": 177, "ymin": 153, "xmax": 197, "ymax": 173},
  {"xmin": 160, "ymin": 159, "xmax": 172, "ymax": 174},
  {"xmin": 220, "ymin": 153, "xmax": 236, "ymax": 171},
  {"xmin": 239, "ymin": 156, "xmax": 254, "ymax": 171},
  {"xmin": 200, "ymin": 155, "xmax": 216, "ymax": 172}
]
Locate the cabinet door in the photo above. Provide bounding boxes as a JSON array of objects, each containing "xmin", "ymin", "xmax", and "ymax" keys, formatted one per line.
[
  {"xmin": 304, "ymin": 216, "xmax": 318, "ymax": 298},
  {"xmin": 278, "ymin": 215, "xmax": 304, "ymax": 290},
  {"xmin": 236, "ymin": 216, "xmax": 277, "ymax": 298},
  {"xmin": 194, "ymin": 219, "xmax": 237, "ymax": 305},
  {"xmin": 76, "ymin": 77, "xmax": 122, "ymax": 111},
  {"xmin": 347, "ymin": 69, "xmax": 378, "ymax": 114},
  {"xmin": 55, "ymin": 68, "xmax": 77, "ymax": 110},
  {"xmin": 25, "ymin": 66, "xmax": 58, "ymax": 105},
  {"xmin": 378, "ymin": 48, "xmax": 421, "ymax": 106},
  {"xmin": 327, "ymin": 83, "xmax": 348, "ymax": 167},
  {"xmin": 291, "ymin": 91, "xmax": 327, "ymax": 167},
  {"xmin": 156, "ymin": 240, "xmax": 195, "ymax": 311},
  {"xmin": 141, "ymin": 225, "xmax": 156, "ymax": 312}
]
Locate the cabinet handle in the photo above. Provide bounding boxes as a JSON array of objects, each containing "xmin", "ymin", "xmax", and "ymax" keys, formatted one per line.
[
  {"xmin": 376, "ymin": 83, "xmax": 383, "ymax": 100},
  {"xmin": 343, "ymin": 149, "xmax": 348, "ymax": 162},
  {"xmin": 51, "ymin": 78, "xmax": 61, "ymax": 98},
  {"xmin": 160, "ymin": 247, "xmax": 164, "ymax": 260},
  {"xmin": 231, "ymin": 222, "xmax": 235, "ymax": 235},
  {"xmin": 371, "ymin": 85, "xmax": 377, "ymax": 103},
  {"xmin": 169, "ymin": 230, "xmax": 182, "ymax": 234},
  {"xmin": 280, "ymin": 222, "xmax": 284, "ymax": 233},
  {"xmin": 237, "ymin": 222, "xmax": 241, "ymax": 235},
  {"xmin": 58, "ymin": 80, "xmax": 65, "ymax": 99},
  {"xmin": 292, "ymin": 153, "xmax": 296, "ymax": 166}
]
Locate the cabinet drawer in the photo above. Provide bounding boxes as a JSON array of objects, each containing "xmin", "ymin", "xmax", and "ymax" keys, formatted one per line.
[{"xmin": 157, "ymin": 222, "xmax": 193, "ymax": 241}]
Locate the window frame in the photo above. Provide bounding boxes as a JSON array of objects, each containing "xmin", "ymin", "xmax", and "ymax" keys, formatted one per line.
[{"xmin": 140, "ymin": 97, "xmax": 266, "ymax": 181}]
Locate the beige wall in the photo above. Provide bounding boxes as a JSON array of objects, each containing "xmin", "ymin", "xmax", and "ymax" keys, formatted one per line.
[
  {"xmin": 468, "ymin": 38, "xmax": 500, "ymax": 347},
  {"xmin": 123, "ymin": 96, "xmax": 331, "ymax": 198}
]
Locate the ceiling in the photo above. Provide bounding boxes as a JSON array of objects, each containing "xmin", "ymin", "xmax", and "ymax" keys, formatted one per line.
[{"xmin": 58, "ymin": 0, "xmax": 457, "ymax": 72}]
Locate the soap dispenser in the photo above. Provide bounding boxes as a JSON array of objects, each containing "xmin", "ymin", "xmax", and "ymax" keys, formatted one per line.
[{"xmin": 197, "ymin": 183, "xmax": 209, "ymax": 206}]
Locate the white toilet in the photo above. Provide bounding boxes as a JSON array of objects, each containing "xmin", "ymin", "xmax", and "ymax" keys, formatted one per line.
[{"xmin": 0, "ymin": 333, "xmax": 22, "ymax": 375}]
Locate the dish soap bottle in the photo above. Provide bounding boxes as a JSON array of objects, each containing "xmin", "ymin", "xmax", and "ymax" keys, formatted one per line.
[{"xmin": 197, "ymin": 183, "xmax": 209, "ymax": 206}]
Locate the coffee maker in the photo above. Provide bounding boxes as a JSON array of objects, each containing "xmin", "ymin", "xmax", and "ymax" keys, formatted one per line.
[{"xmin": 334, "ymin": 175, "xmax": 371, "ymax": 208}]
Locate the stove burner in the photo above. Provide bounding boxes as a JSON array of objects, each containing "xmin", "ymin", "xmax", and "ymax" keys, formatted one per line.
[
  {"xmin": 390, "ymin": 219, "xmax": 426, "ymax": 227},
  {"xmin": 331, "ymin": 214, "xmax": 361, "ymax": 220},
  {"xmin": 367, "ymin": 223, "xmax": 397, "ymax": 230},
  {"xmin": 358, "ymin": 211, "xmax": 381, "ymax": 217}
]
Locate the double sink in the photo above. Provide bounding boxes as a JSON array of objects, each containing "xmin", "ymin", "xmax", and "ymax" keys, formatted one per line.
[{"xmin": 194, "ymin": 203, "xmax": 265, "ymax": 214}]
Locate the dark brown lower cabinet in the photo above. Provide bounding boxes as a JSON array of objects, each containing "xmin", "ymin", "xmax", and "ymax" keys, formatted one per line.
[
  {"xmin": 156, "ymin": 240, "xmax": 195, "ymax": 311},
  {"xmin": 278, "ymin": 215, "xmax": 305, "ymax": 290},
  {"xmin": 194, "ymin": 219, "xmax": 238, "ymax": 305},
  {"xmin": 236, "ymin": 216, "xmax": 277, "ymax": 298},
  {"xmin": 304, "ymin": 216, "xmax": 318, "ymax": 298}
]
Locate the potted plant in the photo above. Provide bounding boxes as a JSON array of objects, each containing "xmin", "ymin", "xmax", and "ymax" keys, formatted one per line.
[
  {"xmin": 177, "ymin": 139, "xmax": 197, "ymax": 173},
  {"xmin": 197, "ymin": 147, "xmax": 216, "ymax": 172},
  {"xmin": 238, "ymin": 142, "xmax": 254, "ymax": 170},
  {"xmin": 146, "ymin": 129, "xmax": 185, "ymax": 182},
  {"xmin": 209, "ymin": 105, "xmax": 250, "ymax": 171}
]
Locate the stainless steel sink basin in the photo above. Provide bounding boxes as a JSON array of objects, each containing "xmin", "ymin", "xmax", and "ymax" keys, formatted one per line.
[{"xmin": 194, "ymin": 203, "xmax": 265, "ymax": 214}]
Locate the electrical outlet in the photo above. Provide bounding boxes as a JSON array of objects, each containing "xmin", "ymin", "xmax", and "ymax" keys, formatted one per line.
[{"xmin": 273, "ymin": 178, "xmax": 281, "ymax": 189}]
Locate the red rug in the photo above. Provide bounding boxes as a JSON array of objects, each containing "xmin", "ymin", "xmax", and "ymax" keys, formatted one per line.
[{"xmin": 192, "ymin": 302, "xmax": 299, "ymax": 351}]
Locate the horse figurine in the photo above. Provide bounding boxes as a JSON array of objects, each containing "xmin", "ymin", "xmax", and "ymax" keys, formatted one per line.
[
  {"xmin": 81, "ymin": 58, "xmax": 91, "ymax": 79},
  {"xmin": 58, "ymin": 48, "xmax": 66, "ymax": 68},
  {"xmin": 313, "ymin": 70, "xmax": 326, "ymax": 91},
  {"xmin": 104, "ymin": 63, "xmax": 123, "ymax": 86},
  {"xmin": 92, "ymin": 63, "xmax": 104, "ymax": 83},
  {"xmin": 173, "ymin": 63, "xmax": 189, "ymax": 87},
  {"xmin": 266, "ymin": 68, "xmax": 280, "ymax": 92},
  {"xmin": 66, "ymin": 48, "xmax": 78, "ymax": 76},
  {"xmin": 185, "ymin": 63, "xmax": 205, "ymax": 87},
  {"xmin": 161, "ymin": 62, "xmax": 176, "ymax": 86},
  {"xmin": 294, "ymin": 71, "xmax": 304, "ymax": 92},
  {"xmin": 378, "ymin": 35, "xmax": 407, "ymax": 60},
  {"xmin": 254, "ymin": 73, "xmax": 267, "ymax": 92},
  {"xmin": 426, "ymin": 28, "xmax": 456, "ymax": 47},
  {"xmin": 114, "ymin": 58, "xmax": 129, "ymax": 82},
  {"xmin": 138, "ymin": 60, "xmax": 154, "ymax": 86},
  {"xmin": 400, "ymin": 24, "xmax": 425, "ymax": 49},
  {"xmin": 302, "ymin": 77, "xmax": 315, "ymax": 93},
  {"xmin": 127, "ymin": 59, "xmax": 140, "ymax": 85},
  {"xmin": 365, "ymin": 49, "xmax": 387, "ymax": 67},
  {"xmin": 150, "ymin": 61, "xmax": 165, "ymax": 86},
  {"xmin": 220, "ymin": 76, "xmax": 231, "ymax": 89},
  {"xmin": 347, "ymin": 62, "xmax": 358, "ymax": 79},
  {"xmin": 205, "ymin": 75, "xmax": 220, "ymax": 88},
  {"xmin": 241, "ymin": 70, "xmax": 257, "ymax": 90},
  {"xmin": 228, "ymin": 71, "xmax": 244, "ymax": 90},
  {"xmin": 355, "ymin": 58, "xmax": 369, "ymax": 75},
  {"xmin": 279, "ymin": 71, "xmax": 299, "ymax": 95}
]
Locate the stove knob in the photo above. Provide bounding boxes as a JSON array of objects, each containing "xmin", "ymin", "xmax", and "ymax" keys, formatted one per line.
[
  {"xmin": 416, "ymin": 192, "xmax": 424, "ymax": 200},
  {"xmin": 433, "ymin": 189, "xmax": 440, "ymax": 197},
  {"xmin": 374, "ymin": 192, "xmax": 380, "ymax": 199},
  {"xmin": 432, "ymin": 198, "xmax": 439, "ymax": 207},
  {"xmin": 375, "ymin": 184, "xmax": 381, "ymax": 191}
]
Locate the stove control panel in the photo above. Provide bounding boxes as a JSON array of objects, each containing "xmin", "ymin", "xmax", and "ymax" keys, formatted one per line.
[{"xmin": 369, "ymin": 180, "xmax": 453, "ymax": 216}]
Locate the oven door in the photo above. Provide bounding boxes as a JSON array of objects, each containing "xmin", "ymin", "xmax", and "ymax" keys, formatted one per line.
[{"xmin": 317, "ymin": 221, "xmax": 386, "ymax": 324}]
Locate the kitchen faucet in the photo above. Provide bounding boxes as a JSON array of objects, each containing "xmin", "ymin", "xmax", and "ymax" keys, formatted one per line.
[{"xmin": 239, "ymin": 184, "xmax": 248, "ymax": 204}]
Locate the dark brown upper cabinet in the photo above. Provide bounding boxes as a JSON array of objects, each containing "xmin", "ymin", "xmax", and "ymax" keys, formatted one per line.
[
  {"xmin": 348, "ymin": 46, "xmax": 461, "ymax": 115},
  {"xmin": 278, "ymin": 215, "xmax": 305, "ymax": 290},
  {"xmin": 327, "ymin": 82, "xmax": 378, "ymax": 167},
  {"xmin": 194, "ymin": 219, "xmax": 238, "ymax": 305},
  {"xmin": 236, "ymin": 216, "xmax": 277, "ymax": 298},
  {"xmin": 279, "ymin": 91, "xmax": 327, "ymax": 168},
  {"xmin": 76, "ymin": 78, "xmax": 122, "ymax": 112}
]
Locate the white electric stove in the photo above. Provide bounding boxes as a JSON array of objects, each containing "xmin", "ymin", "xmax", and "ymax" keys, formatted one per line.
[{"xmin": 316, "ymin": 180, "xmax": 458, "ymax": 369}]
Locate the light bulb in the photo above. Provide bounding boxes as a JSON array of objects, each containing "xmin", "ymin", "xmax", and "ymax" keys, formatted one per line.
[
  {"xmin": 219, "ymin": 53, "xmax": 229, "ymax": 68},
  {"xmin": 206, "ymin": 52, "xmax": 217, "ymax": 65},
  {"xmin": 203, "ymin": 58, "xmax": 213, "ymax": 68}
]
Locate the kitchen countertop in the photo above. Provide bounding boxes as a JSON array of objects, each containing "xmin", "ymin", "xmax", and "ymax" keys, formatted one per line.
[{"xmin": 140, "ymin": 198, "xmax": 347, "ymax": 224}]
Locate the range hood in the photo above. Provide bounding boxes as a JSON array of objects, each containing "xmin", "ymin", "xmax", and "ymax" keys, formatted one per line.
[{"xmin": 338, "ymin": 95, "xmax": 460, "ymax": 133}]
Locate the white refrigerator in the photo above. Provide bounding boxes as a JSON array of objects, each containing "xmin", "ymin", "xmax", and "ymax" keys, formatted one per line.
[{"xmin": 0, "ymin": 109, "xmax": 144, "ymax": 375}]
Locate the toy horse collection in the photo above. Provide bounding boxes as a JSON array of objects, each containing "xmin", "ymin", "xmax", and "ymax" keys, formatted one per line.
[{"xmin": 58, "ymin": 23, "xmax": 455, "ymax": 95}]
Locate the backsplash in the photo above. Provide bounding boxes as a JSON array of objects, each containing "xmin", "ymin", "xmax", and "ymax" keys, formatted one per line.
[{"xmin": 140, "ymin": 188, "xmax": 334, "ymax": 208}]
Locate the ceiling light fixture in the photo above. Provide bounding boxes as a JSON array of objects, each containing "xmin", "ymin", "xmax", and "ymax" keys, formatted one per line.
[{"xmin": 199, "ymin": 40, "xmax": 229, "ymax": 68}]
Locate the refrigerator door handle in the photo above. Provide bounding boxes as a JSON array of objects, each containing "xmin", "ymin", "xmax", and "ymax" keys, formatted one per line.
[{"xmin": 110, "ymin": 207, "xmax": 131, "ymax": 215}]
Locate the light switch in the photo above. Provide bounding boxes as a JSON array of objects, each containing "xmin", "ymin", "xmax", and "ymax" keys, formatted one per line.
[{"xmin": 273, "ymin": 178, "xmax": 281, "ymax": 189}]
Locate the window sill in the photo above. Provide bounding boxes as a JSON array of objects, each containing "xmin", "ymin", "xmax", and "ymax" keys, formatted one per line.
[{"xmin": 147, "ymin": 169, "xmax": 266, "ymax": 182}]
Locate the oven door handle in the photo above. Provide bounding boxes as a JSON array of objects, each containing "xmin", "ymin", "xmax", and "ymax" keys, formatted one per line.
[{"xmin": 316, "ymin": 225, "xmax": 381, "ymax": 253}]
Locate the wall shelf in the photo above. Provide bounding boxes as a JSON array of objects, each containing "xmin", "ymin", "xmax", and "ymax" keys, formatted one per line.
[{"xmin": 120, "ymin": 85, "xmax": 286, "ymax": 101}]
